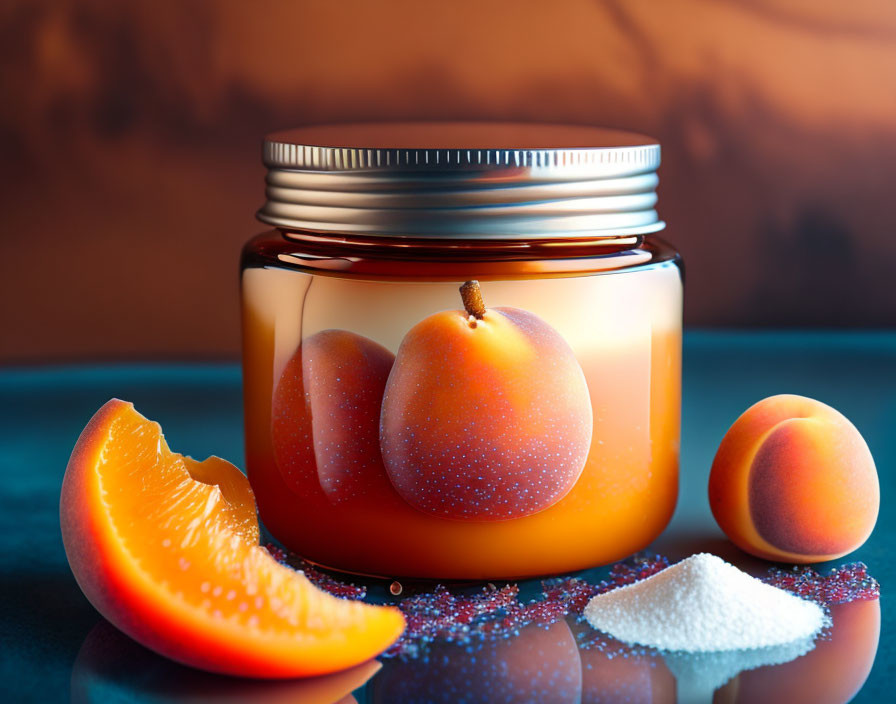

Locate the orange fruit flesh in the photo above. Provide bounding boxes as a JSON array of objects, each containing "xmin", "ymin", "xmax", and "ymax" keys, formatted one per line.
[{"xmin": 60, "ymin": 399, "xmax": 404, "ymax": 678}]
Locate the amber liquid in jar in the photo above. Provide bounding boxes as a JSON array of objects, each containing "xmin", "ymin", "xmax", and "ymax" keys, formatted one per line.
[{"xmin": 241, "ymin": 232, "xmax": 682, "ymax": 580}]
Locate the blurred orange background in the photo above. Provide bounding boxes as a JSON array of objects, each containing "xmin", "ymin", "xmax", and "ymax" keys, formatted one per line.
[{"xmin": 1, "ymin": 0, "xmax": 895, "ymax": 363}]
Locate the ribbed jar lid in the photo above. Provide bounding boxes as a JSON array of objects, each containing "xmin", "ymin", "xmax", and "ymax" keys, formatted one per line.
[{"xmin": 257, "ymin": 122, "xmax": 663, "ymax": 239}]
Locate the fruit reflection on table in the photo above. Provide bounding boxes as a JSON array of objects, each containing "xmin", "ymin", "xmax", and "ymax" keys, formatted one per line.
[
  {"xmin": 71, "ymin": 621, "xmax": 381, "ymax": 704},
  {"xmin": 571, "ymin": 618, "xmax": 676, "ymax": 704},
  {"xmin": 70, "ymin": 572, "xmax": 878, "ymax": 704},
  {"xmin": 372, "ymin": 620, "xmax": 582, "ymax": 704},
  {"xmin": 369, "ymin": 585, "xmax": 878, "ymax": 704},
  {"xmin": 724, "ymin": 598, "xmax": 881, "ymax": 704}
]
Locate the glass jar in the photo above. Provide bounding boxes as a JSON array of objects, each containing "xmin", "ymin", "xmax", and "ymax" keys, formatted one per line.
[{"xmin": 241, "ymin": 123, "xmax": 681, "ymax": 580}]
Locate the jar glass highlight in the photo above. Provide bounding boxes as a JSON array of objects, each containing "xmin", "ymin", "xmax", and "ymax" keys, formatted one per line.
[{"xmin": 241, "ymin": 123, "xmax": 682, "ymax": 580}]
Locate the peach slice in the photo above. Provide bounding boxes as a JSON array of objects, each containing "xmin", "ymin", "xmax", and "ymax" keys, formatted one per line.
[
  {"xmin": 708, "ymin": 394, "xmax": 879, "ymax": 563},
  {"xmin": 60, "ymin": 399, "xmax": 404, "ymax": 678}
]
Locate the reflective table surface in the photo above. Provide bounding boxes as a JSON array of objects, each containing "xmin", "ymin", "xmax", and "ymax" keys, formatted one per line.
[{"xmin": 1, "ymin": 331, "xmax": 892, "ymax": 703}]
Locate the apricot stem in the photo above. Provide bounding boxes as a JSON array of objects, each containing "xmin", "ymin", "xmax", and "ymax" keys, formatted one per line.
[{"xmin": 460, "ymin": 280, "xmax": 486, "ymax": 319}]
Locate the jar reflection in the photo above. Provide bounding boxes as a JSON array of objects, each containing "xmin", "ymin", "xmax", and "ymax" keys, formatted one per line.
[{"xmin": 371, "ymin": 620, "xmax": 582, "ymax": 704}]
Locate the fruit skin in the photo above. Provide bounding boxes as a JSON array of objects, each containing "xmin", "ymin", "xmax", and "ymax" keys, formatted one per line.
[
  {"xmin": 380, "ymin": 304, "xmax": 592, "ymax": 521},
  {"xmin": 708, "ymin": 394, "xmax": 879, "ymax": 563},
  {"xmin": 272, "ymin": 330, "xmax": 395, "ymax": 503},
  {"xmin": 61, "ymin": 399, "xmax": 404, "ymax": 678}
]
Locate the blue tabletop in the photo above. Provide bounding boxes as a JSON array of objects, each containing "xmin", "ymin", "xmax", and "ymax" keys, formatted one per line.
[{"xmin": 1, "ymin": 331, "xmax": 893, "ymax": 703}]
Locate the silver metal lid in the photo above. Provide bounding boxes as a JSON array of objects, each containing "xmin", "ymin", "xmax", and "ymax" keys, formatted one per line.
[{"xmin": 258, "ymin": 122, "xmax": 663, "ymax": 239}]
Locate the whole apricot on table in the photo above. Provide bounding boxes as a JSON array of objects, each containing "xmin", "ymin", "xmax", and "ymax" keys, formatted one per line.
[
  {"xmin": 708, "ymin": 394, "xmax": 879, "ymax": 563},
  {"xmin": 61, "ymin": 399, "xmax": 404, "ymax": 678},
  {"xmin": 380, "ymin": 280, "xmax": 592, "ymax": 521},
  {"xmin": 272, "ymin": 330, "xmax": 395, "ymax": 503}
]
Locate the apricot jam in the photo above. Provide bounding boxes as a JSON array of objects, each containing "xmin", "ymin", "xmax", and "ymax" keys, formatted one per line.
[{"xmin": 241, "ymin": 123, "xmax": 682, "ymax": 580}]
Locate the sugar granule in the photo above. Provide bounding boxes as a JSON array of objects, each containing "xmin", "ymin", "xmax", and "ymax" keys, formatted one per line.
[
  {"xmin": 584, "ymin": 553, "xmax": 828, "ymax": 652},
  {"xmin": 264, "ymin": 543, "xmax": 366, "ymax": 600}
]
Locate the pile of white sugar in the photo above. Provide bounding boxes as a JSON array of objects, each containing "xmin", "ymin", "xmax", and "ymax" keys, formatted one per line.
[{"xmin": 584, "ymin": 553, "xmax": 828, "ymax": 652}]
